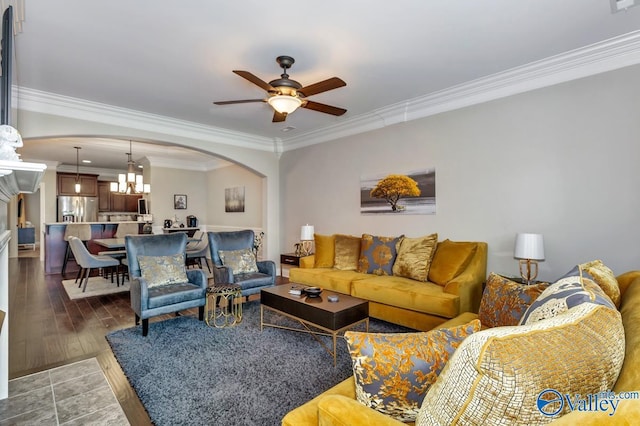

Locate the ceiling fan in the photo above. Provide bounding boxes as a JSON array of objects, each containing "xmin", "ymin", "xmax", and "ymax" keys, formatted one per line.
[{"xmin": 214, "ymin": 56, "xmax": 347, "ymax": 123}]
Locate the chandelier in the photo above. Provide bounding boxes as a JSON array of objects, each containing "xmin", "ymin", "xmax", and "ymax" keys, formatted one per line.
[{"xmin": 110, "ymin": 140, "xmax": 150, "ymax": 194}]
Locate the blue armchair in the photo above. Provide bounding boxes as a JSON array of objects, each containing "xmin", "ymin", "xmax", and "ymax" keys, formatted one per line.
[
  {"xmin": 207, "ymin": 230, "xmax": 276, "ymax": 298},
  {"xmin": 125, "ymin": 233, "xmax": 208, "ymax": 336}
]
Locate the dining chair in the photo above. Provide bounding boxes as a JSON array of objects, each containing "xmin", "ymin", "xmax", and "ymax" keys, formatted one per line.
[
  {"xmin": 186, "ymin": 230, "xmax": 210, "ymax": 272},
  {"xmin": 68, "ymin": 236, "xmax": 121, "ymax": 292},
  {"xmin": 125, "ymin": 233, "xmax": 208, "ymax": 336},
  {"xmin": 62, "ymin": 223, "xmax": 92, "ymax": 277}
]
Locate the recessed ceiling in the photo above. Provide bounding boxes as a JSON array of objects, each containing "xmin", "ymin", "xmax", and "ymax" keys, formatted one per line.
[
  {"xmin": 18, "ymin": 137, "xmax": 230, "ymax": 171},
  {"xmin": 11, "ymin": 1, "xmax": 640, "ymax": 168}
]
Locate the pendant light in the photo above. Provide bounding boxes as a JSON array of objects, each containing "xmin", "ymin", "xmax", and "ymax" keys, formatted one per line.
[
  {"xmin": 111, "ymin": 140, "xmax": 151, "ymax": 194},
  {"xmin": 74, "ymin": 146, "xmax": 81, "ymax": 193}
]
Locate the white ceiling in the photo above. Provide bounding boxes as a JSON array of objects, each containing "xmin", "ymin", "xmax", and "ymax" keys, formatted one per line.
[{"xmin": 10, "ymin": 0, "xmax": 640, "ymax": 170}]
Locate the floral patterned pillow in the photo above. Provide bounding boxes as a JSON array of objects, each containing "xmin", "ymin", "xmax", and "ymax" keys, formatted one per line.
[
  {"xmin": 478, "ymin": 273, "xmax": 548, "ymax": 328},
  {"xmin": 344, "ymin": 319, "xmax": 481, "ymax": 422},
  {"xmin": 357, "ymin": 234, "xmax": 403, "ymax": 276},
  {"xmin": 138, "ymin": 254, "xmax": 189, "ymax": 288},
  {"xmin": 218, "ymin": 248, "xmax": 258, "ymax": 274}
]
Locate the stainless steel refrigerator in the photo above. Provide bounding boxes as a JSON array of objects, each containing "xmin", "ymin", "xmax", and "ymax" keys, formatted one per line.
[{"xmin": 57, "ymin": 196, "xmax": 98, "ymax": 222}]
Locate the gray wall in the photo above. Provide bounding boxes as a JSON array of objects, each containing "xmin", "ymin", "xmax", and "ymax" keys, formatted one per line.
[
  {"xmin": 206, "ymin": 164, "xmax": 264, "ymax": 229},
  {"xmin": 148, "ymin": 166, "xmax": 208, "ymax": 229},
  {"xmin": 280, "ymin": 64, "xmax": 640, "ymax": 281}
]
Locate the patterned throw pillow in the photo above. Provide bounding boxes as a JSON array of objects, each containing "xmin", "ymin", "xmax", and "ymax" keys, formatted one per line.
[
  {"xmin": 333, "ymin": 234, "xmax": 362, "ymax": 271},
  {"xmin": 218, "ymin": 248, "xmax": 258, "ymax": 274},
  {"xmin": 313, "ymin": 234, "xmax": 335, "ymax": 268},
  {"xmin": 357, "ymin": 234, "xmax": 403, "ymax": 276},
  {"xmin": 416, "ymin": 303, "xmax": 625, "ymax": 425},
  {"xmin": 392, "ymin": 233, "xmax": 438, "ymax": 282},
  {"xmin": 427, "ymin": 240, "xmax": 478, "ymax": 286},
  {"xmin": 344, "ymin": 320, "xmax": 480, "ymax": 423},
  {"xmin": 580, "ymin": 260, "xmax": 621, "ymax": 308},
  {"xmin": 478, "ymin": 273, "xmax": 548, "ymax": 328},
  {"xmin": 138, "ymin": 254, "xmax": 189, "ymax": 288},
  {"xmin": 519, "ymin": 266, "xmax": 616, "ymax": 325}
]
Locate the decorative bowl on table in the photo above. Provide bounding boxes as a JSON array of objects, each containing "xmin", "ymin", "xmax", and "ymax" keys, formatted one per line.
[{"xmin": 304, "ymin": 287, "xmax": 322, "ymax": 297}]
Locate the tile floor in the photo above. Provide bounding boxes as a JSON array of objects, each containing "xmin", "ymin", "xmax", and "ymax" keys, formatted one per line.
[{"xmin": 0, "ymin": 358, "xmax": 129, "ymax": 425}]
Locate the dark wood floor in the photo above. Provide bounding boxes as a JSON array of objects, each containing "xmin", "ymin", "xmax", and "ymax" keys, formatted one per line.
[{"xmin": 8, "ymin": 256, "xmax": 283, "ymax": 425}]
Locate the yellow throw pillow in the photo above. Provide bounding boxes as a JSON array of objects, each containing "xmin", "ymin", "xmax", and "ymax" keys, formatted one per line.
[
  {"xmin": 333, "ymin": 234, "xmax": 361, "ymax": 271},
  {"xmin": 314, "ymin": 233, "xmax": 335, "ymax": 268},
  {"xmin": 392, "ymin": 233, "xmax": 438, "ymax": 282},
  {"xmin": 428, "ymin": 240, "xmax": 478, "ymax": 286},
  {"xmin": 580, "ymin": 260, "xmax": 621, "ymax": 308}
]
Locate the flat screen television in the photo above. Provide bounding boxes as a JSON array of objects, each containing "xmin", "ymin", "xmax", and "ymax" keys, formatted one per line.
[{"xmin": 1, "ymin": 5, "xmax": 12, "ymax": 125}]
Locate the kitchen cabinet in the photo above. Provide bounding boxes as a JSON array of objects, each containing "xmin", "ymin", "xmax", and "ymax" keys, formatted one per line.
[
  {"xmin": 57, "ymin": 173, "xmax": 98, "ymax": 196},
  {"xmin": 110, "ymin": 193, "xmax": 142, "ymax": 212},
  {"xmin": 97, "ymin": 181, "xmax": 112, "ymax": 211}
]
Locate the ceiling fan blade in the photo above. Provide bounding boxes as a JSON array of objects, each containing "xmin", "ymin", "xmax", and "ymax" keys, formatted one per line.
[
  {"xmin": 298, "ymin": 77, "xmax": 346, "ymax": 97},
  {"xmin": 233, "ymin": 70, "xmax": 274, "ymax": 92},
  {"xmin": 272, "ymin": 111, "xmax": 287, "ymax": 122},
  {"xmin": 302, "ymin": 100, "xmax": 347, "ymax": 116},
  {"xmin": 213, "ymin": 99, "xmax": 265, "ymax": 105}
]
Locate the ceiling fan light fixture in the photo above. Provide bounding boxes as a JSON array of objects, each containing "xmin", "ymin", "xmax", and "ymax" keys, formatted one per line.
[{"xmin": 268, "ymin": 95, "xmax": 302, "ymax": 114}]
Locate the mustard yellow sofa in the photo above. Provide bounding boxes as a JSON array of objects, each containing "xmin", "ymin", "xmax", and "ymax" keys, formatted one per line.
[
  {"xmin": 289, "ymin": 240, "xmax": 488, "ymax": 331},
  {"xmin": 282, "ymin": 271, "xmax": 640, "ymax": 425}
]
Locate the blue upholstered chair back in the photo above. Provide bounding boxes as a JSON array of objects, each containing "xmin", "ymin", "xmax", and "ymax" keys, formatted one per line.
[
  {"xmin": 208, "ymin": 230, "xmax": 254, "ymax": 267},
  {"xmin": 125, "ymin": 233, "xmax": 187, "ymax": 278}
]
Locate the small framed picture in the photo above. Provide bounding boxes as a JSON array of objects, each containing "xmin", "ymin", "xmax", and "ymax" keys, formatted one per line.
[{"xmin": 174, "ymin": 194, "xmax": 187, "ymax": 210}]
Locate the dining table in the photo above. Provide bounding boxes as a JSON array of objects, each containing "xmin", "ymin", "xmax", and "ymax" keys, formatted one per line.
[{"xmin": 93, "ymin": 236, "xmax": 200, "ymax": 249}]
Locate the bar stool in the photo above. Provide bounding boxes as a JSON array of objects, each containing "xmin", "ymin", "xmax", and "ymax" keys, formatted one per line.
[
  {"xmin": 62, "ymin": 223, "xmax": 92, "ymax": 277},
  {"xmin": 115, "ymin": 222, "xmax": 139, "ymax": 238}
]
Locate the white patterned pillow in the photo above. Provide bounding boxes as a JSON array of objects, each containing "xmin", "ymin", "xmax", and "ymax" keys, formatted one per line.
[
  {"xmin": 416, "ymin": 303, "xmax": 624, "ymax": 425},
  {"xmin": 219, "ymin": 248, "xmax": 258, "ymax": 274},
  {"xmin": 138, "ymin": 254, "xmax": 188, "ymax": 288},
  {"xmin": 519, "ymin": 267, "xmax": 616, "ymax": 325}
]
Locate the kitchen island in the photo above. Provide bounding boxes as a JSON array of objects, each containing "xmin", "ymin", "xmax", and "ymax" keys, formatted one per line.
[{"xmin": 43, "ymin": 222, "xmax": 144, "ymax": 275}]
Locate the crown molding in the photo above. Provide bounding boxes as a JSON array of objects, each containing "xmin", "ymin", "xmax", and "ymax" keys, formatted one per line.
[
  {"xmin": 144, "ymin": 155, "xmax": 228, "ymax": 172},
  {"xmin": 283, "ymin": 30, "xmax": 640, "ymax": 151},
  {"xmin": 14, "ymin": 87, "xmax": 275, "ymax": 151}
]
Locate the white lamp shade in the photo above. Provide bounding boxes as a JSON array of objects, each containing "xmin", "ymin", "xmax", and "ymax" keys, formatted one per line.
[
  {"xmin": 514, "ymin": 233, "xmax": 545, "ymax": 260},
  {"xmin": 300, "ymin": 225, "xmax": 314, "ymax": 241},
  {"xmin": 74, "ymin": 182, "xmax": 81, "ymax": 193},
  {"xmin": 110, "ymin": 181, "xmax": 118, "ymax": 192},
  {"xmin": 143, "ymin": 183, "xmax": 151, "ymax": 193},
  {"xmin": 268, "ymin": 95, "xmax": 302, "ymax": 114}
]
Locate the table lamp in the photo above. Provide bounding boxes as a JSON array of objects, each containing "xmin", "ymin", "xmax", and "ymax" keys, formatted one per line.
[
  {"xmin": 300, "ymin": 224, "xmax": 314, "ymax": 256},
  {"xmin": 514, "ymin": 233, "xmax": 545, "ymax": 285}
]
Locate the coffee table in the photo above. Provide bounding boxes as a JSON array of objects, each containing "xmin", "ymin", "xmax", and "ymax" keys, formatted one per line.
[{"xmin": 260, "ymin": 285, "xmax": 369, "ymax": 366}]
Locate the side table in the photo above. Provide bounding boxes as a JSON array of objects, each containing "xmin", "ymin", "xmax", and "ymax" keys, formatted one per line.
[
  {"xmin": 280, "ymin": 253, "xmax": 305, "ymax": 277},
  {"xmin": 205, "ymin": 284, "xmax": 242, "ymax": 328}
]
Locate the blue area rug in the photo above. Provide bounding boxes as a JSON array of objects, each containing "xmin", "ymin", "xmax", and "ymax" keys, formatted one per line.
[{"xmin": 106, "ymin": 300, "xmax": 411, "ymax": 426}]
